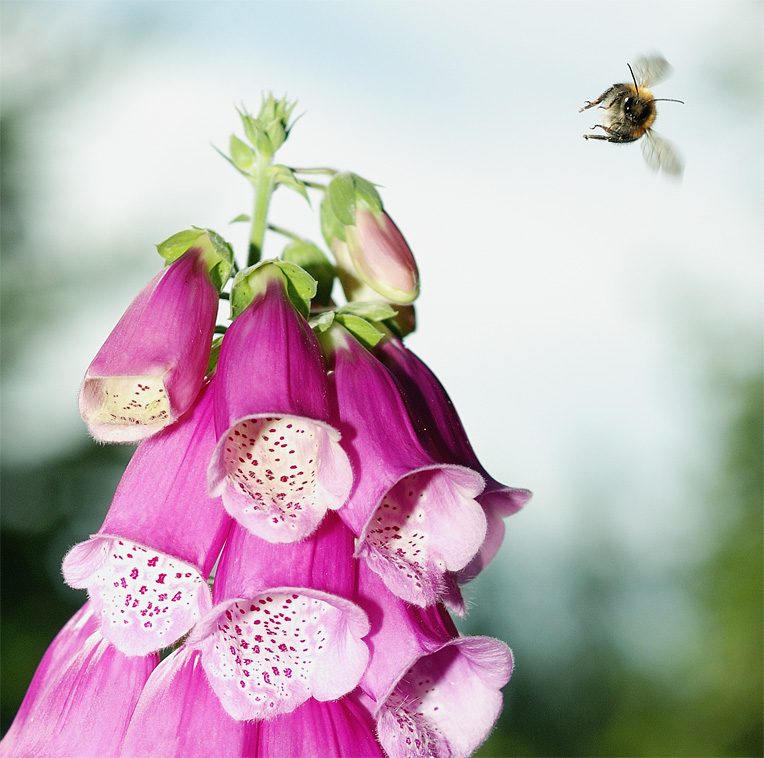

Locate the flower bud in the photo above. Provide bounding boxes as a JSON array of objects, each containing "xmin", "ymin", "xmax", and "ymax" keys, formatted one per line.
[{"xmin": 321, "ymin": 173, "xmax": 420, "ymax": 305}]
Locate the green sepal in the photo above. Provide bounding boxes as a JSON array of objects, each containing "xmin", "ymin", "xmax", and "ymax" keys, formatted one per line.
[
  {"xmin": 338, "ymin": 301, "xmax": 398, "ymax": 323},
  {"xmin": 229, "ymin": 259, "xmax": 317, "ymax": 320},
  {"xmin": 230, "ymin": 213, "xmax": 250, "ymax": 223},
  {"xmin": 320, "ymin": 192, "xmax": 347, "ymax": 246},
  {"xmin": 348, "ymin": 173, "xmax": 383, "ymax": 213},
  {"xmin": 271, "ymin": 165, "xmax": 310, "ymax": 203},
  {"xmin": 326, "ymin": 172, "xmax": 383, "ymax": 228},
  {"xmin": 335, "ymin": 312, "xmax": 385, "ymax": 349},
  {"xmin": 206, "ymin": 335, "xmax": 224, "ymax": 376},
  {"xmin": 310, "ymin": 310, "xmax": 335, "ymax": 334},
  {"xmin": 326, "ymin": 173, "xmax": 357, "ymax": 226},
  {"xmin": 156, "ymin": 227, "xmax": 234, "ymax": 292},
  {"xmin": 281, "ymin": 240, "xmax": 335, "ymax": 307}
]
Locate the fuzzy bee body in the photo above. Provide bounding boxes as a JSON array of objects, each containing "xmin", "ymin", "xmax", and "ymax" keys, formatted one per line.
[{"xmin": 580, "ymin": 56, "xmax": 683, "ymax": 174}]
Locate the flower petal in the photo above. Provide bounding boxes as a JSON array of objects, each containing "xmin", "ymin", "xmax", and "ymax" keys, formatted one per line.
[
  {"xmin": 0, "ymin": 603, "xmax": 157, "ymax": 757},
  {"xmin": 357, "ymin": 466, "xmax": 487, "ymax": 606},
  {"xmin": 209, "ymin": 414, "xmax": 350, "ymax": 543},
  {"xmin": 119, "ymin": 647, "xmax": 256, "ymax": 757},
  {"xmin": 256, "ymin": 694, "xmax": 384, "ymax": 758},
  {"xmin": 376, "ymin": 637, "xmax": 512, "ymax": 758}
]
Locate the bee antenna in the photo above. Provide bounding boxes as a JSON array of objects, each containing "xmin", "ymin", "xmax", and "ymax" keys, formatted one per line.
[
  {"xmin": 627, "ymin": 62, "xmax": 639, "ymax": 90},
  {"xmin": 653, "ymin": 98, "xmax": 685, "ymax": 104}
]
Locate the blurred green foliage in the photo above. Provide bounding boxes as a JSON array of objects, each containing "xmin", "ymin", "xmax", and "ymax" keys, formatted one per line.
[{"xmin": 475, "ymin": 369, "xmax": 763, "ymax": 757}]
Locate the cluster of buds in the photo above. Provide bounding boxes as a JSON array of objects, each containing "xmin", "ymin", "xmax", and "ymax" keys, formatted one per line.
[{"xmin": 1, "ymin": 96, "xmax": 529, "ymax": 758}]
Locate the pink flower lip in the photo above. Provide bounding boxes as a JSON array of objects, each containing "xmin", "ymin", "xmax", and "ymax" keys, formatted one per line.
[
  {"xmin": 187, "ymin": 588, "xmax": 370, "ymax": 722},
  {"xmin": 354, "ymin": 463, "xmax": 487, "ymax": 607},
  {"xmin": 62, "ymin": 534, "xmax": 212, "ymax": 656},
  {"xmin": 208, "ymin": 412, "xmax": 352, "ymax": 544},
  {"xmin": 375, "ymin": 637, "xmax": 513, "ymax": 758}
]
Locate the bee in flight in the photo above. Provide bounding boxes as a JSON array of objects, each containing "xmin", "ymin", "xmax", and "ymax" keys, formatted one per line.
[{"xmin": 580, "ymin": 55, "xmax": 684, "ymax": 175}]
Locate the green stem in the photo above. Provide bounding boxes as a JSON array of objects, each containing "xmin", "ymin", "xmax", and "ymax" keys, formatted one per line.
[
  {"xmin": 291, "ymin": 167, "xmax": 337, "ymax": 176},
  {"xmin": 248, "ymin": 154, "xmax": 275, "ymax": 267}
]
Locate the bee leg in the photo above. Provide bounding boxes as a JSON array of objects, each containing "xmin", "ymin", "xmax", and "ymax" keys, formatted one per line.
[
  {"xmin": 582, "ymin": 133, "xmax": 610, "ymax": 141},
  {"xmin": 578, "ymin": 89, "xmax": 611, "ymax": 112},
  {"xmin": 578, "ymin": 97, "xmax": 603, "ymax": 113}
]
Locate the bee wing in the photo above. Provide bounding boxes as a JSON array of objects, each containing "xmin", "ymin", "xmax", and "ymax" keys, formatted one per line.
[
  {"xmin": 634, "ymin": 55, "xmax": 671, "ymax": 87},
  {"xmin": 641, "ymin": 130, "xmax": 684, "ymax": 176}
]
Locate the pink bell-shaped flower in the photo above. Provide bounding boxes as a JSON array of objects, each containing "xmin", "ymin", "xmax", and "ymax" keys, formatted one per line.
[
  {"xmin": 187, "ymin": 513, "xmax": 370, "ymax": 722},
  {"xmin": 376, "ymin": 333, "xmax": 531, "ymax": 587},
  {"xmin": 320, "ymin": 322, "xmax": 487, "ymax": 607},
  {"xmin": 356, "ymin": 565, "xmax": 512, "ymax": 758},
  {"xmin": 208, "ymin": 264, "xmax": 352, "ymax": 543},
  {"xmin": 79, "ymin": 245, "xmax": 221, "ymax": 442}
]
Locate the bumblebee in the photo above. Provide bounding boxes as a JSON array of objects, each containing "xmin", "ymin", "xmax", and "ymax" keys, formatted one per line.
[{"xmin": 580, "ymin": 55, "xmax": 684, "ymax": 175}]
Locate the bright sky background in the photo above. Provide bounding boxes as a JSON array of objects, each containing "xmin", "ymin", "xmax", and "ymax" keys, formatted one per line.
[{"xmin": 2, "ymin": 0, "xmax": 762, "ymax": 681}]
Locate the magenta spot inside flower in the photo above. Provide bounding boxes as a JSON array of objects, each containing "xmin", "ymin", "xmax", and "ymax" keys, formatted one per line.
[
  {"xmin": 83, "ymin": 538, "xmax": 205, "ymax": 653},
  {"xmin": 202, "ymin": 595, "xmax": 332, "ymax": 716},
  {"xmin": 222, "ymin": 417, "xmax": 322, "ymax": 531},
  {"xmin": 366, "ymin": 471, "xmax": 431, "ymax": 592}
]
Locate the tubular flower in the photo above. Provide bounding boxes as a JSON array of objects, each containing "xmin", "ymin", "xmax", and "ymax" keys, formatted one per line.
[
  {"xmin": 208, "ymin": 266, "xmax": 352, "ymax": 543},
  {"xmin": 0, "ymin": 603, "xmax": 158, "ymax": 758},
  {"xmin": 187, "ymin": 513, "xmax": 370, "ymax": 722},
  {"xmin": 376, "ymin": 333, "xmax": 532, "ymax": 587},
  {"xmin": 356, "ymin": 566, "xmax": 512, "ymax": 758},
  {"xmin": 320, "ymin": 323, "xmax": 487, "ymax": 607},
  {"xmin": 62, "ymin": 380, "xmax": 231, "ymax": 656},
  {"xmin": 79, "ymin": 247, "xmax": 220, "ymax": 443}
]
